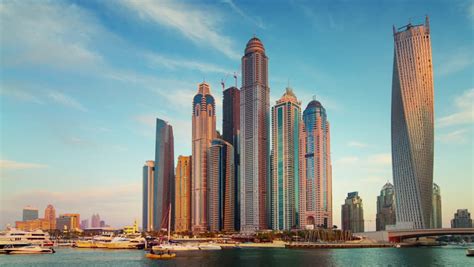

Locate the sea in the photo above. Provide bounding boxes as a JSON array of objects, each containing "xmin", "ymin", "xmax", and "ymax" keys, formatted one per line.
[{"xmin": 0, "ymin": 246, "xmax": 471, "ymax": 266}]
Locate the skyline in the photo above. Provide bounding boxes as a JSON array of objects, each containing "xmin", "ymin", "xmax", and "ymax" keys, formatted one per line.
[{"xmin": 1, "ymin": 0, "xmax": 473, "ymax": 230}]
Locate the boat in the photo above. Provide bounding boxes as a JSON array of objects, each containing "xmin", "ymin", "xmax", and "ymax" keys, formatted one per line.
[
  {"xmin": 5, "ymin": 245, "xmax": 55, "ymax": 254},
  {"xmin": 146, "ymin": 252, "xmax": 176, "ymax": 260},
  {"xmin": 75, "ymin": 240, "xmax": 97, "ymax": 248},
  {"xmin": 198, "ymin": 243, "xmax": 222, "ymax": 250},
  {"xmin": 0, "ymin": 228, "xmax": 53, "ymax": 247},
  {"xmin": 0, "ymin": 241, "xmax": 32, "ymax": 253},
  {"xmin": 105, "ymin": 236, "xmax": 146, "ymax": 249},
  {"xmin": 93, "ymin": 233, "xmax": 114, "ymax": 248},
  {"xmin": 153, "ymin": 243, "xmax": 199, "ymax": 251},
  {"xmin": 467, "ymin": 248, "xmax": 474, "ymax": 257}
]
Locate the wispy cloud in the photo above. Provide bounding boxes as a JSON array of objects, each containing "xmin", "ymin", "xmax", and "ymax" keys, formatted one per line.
[
  {"xmin": 437, "ymin": 128, "xmax": 470, "ymax": 144},
  {"xmin": 0, "ymin": 86, "xmax": 44, "ymax": 104},
  {"xmin": 146, "ymin": 53, "xmax": 232, "ymax": 74},
  {"xmin": 47, "ymin": 91, "xmax": 87, "ymax": 112},
  {"xmin": 437, "ymin": 89, "xmax": 474, "ymax": 127},
  {"xmin": 0, "ymin": 1, "xmax": 103, "ymax": 70},
  {"xmin": 0, "ymin": 160, "xmax": 48, "ymax": 170},
  {"xmin": 437, "ymin": 47, "xmax": 473, "ymax": 76},
  {"xmin": 120, "ymin": 0, "xmax": 239, "ymax": 60},
  {"xmin": 222, "ymin": 0, "xmax": 266, "ymax": 29},
  {"xmin": 348, "ymin": 141, "xmax": 368, "ymax": 148},
  {"xmin": 293, "ymin": 0, "xmax": 343, "ymax": 31},
  {"xmin": 335, "ymin": 156, "xmax": 359, "ymax": 165},
  {"xmin": 368, "ymin": 153, "xmax": 391, "ymax": 166}
]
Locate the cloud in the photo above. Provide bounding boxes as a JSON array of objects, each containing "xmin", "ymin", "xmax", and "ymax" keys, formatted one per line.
[
  {"xmin": 335, "ymin": 156, "xmax": 359, "ymax": 165},
  {"xmin": 221, "ymin": 0, "xmax": 266, "ymax": 29},
  {"xmin": 120, "ymin": 0, "xmax": 239, "ymax": 60},
  {"xmin": 0, "ymin": 1, "xmax": 103, "ymax": 70},
  {"xmin": 47, "ymin": 91, "xmax": 87, "ymax": 112},
  {"xmin": 146, "ymin": 53, "xmax": 232, "ymax": 74},
  {"xmin": 437, "ymin": 47, "xmax": 473, "ymax": 76},
  {"xmin": 0, "ymin": 86, "xmax": 43, "ymax": 104},
  {"xmin": 0, "ymin": 160, "xmax": 48, "ymax": 170},
  {"xmin": 348, "ymin": 141, "xmax": 368, "ymax": 148},
  {"xmin": 437, "ymin": 128, "xmax": 470, "ymax": 144},
  {"xmin": 437, "ymin": 89, "xmax": 474, "ymax": 127},
  {"xmin": 368, "ymin": 153, "xmax": 392, "ymax": 166},
  {"xmin": 293, "ymin": 0, "xmax": 343, "ymax": 32}
]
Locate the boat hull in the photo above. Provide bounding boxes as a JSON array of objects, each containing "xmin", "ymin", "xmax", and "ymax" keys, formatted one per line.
[{"xmin": 146, "ymin": 253, "xmax": 176, "ymax": 260}]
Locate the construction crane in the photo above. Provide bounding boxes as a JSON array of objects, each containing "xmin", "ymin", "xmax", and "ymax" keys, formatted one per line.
[{"xmin": 221, "ymin": 73, "xmax": 229, "ymax": 90}]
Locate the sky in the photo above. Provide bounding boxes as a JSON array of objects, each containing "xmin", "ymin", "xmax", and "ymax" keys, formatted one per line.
[{"xmin": 0, "ymin": 0, "xmax": 473, "ymax": 230}]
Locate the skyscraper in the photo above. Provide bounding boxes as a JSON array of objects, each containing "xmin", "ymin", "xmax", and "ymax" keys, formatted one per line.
[
  {"xmin": 451, "ymin": 209, "xmax": 473, "ymax": 228},
  {"xmin": 175, "ymin": 156, "xmax": 192, "ymax": 232},
  {"xmin": 271, "ymin": 88, "xmax": 301, "ymax": 230},
  {"xmin": 192, "ymin": 82, "xmax": 216, "ymax": 232},
  {"xmin": 23, "ymin": 206, "xmax": 38, "ymax": 221},
  {"xmin": 432, "ymin": 183, "xmax": 442, "ymax": 228},
  {"xmin": 155, "ymin": 118, "xmax": 175, "ymax": 231},
  {"xmin": 44, "ymin": 204, "xmax": 56, "ymax": 230},
  {"xmin": 391, "ymin": 16, "xmax": 434, "ymax": 229},
  {"xmin": 63, "ymin": 213, "xmax": 80, "ymax": 230},
  {"xmin": 207, "ymin": 139, "xmax": 235, "ymax": 232},
  {"xmin": 80, "ymin": 219, "xmax": 89, "ymax": 230},
  {"xmin": 299, "ymin": 98, "xmax": 332, "ymax": 229},
  {"xmin": 341, "ymin": 192, "xmax": 364, "ymax": 233},
  {"xmin": 142, "ymin": 160, "xmax": 155, "ymax": 231},
  {"xmin": 91, "ymin": 213, "xmax": 101, "ymax": 228},
  {"xmin": 222, "ymin": 86, "xmax": 241, "ymax": 231},
  {"xmin": 376, "ymin": 182, "xmax": 396, "ymax": 231},
  {"xmin": 240, "ymin": 36, "xmax": 270, "ymax": 232}
]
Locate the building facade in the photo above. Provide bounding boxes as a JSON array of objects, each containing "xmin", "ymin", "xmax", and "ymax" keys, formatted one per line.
[
  {"xmin": 376, "ymin": 182, "xmax": 396, "ymax": 231},
  {"xmin": 23, "ymin": 206, "xmax": 38, "ymax": 221},
  {"xmin": 271, "ymin": 88, "xmax": 301, "ymax": 230},
  {"xmin": 44, "ymin": 204, "xmax": 56, "ymax": 230},
  {"xmin": 63, "ymin": 213, "xmax": 80, "ymax": 230},
  {"xmin": 155, "ymin": 118, "xmax": 175, "ymax": 231},
  {"xmin": 192, "ymin": 82, "xmax": 217, "ymax": 232},
  {"xmin": 15, "ymin": 219, "xmax": 50, "ymax": 231},
  {"xmin": 91, "ymin": 213, "xmax": 101, "ymax": 228},
  {"xmin": 432, "ymin": 183, "xmax": 442, "ymax": 228},
  {"xmin": 143, "ymin": 160, "xmax": 155, "ymax": 231},
  {"xmin": 299, "ymin": 98, "xmax": 333, "ymax": 230},
  {"xmin": 175, "ymin": 156, "xmax": 192, "ymax": 232},
  {"xmin": 222, "ymin": 86, "xmax": 241, "ymax": 231},
  {"xmin": 56, "ymin": 215, "xmax": 77, "ymax": 231},
  {"xmin": 391, "ymin": 16, "xmax": 434, "ymax": 229},
  {"xmin": 240, "ymin": 36, "xmax": 270, "ymax": 232},
  {"xmin": 451, "ymin": 209, "xmax": 472, "ymax": 228},
  {"xmin": 207, "ymin": 139, "xmax": 235, "ymax": 232},
  {"xmin": 341, "ymin": 192, "xmax": 364, "ymax": 233},
  {"xmin": 80, "ymin": 219, "xmax": 89, "ymax": 230}
]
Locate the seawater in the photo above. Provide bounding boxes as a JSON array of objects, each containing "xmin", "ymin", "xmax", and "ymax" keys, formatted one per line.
[{"xmin": 0, "ymin": 247, "xmax": 471, "ymax": 266}]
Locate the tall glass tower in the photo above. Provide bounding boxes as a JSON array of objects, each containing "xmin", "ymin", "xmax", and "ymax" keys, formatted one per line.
[
  {"xmin": 271, "ymin": 87, "xmax": 301, "ymax": 230},
  {"xmin": 391, "ymin": 16, "xmax": 434, "ymax": 229},
  {"xmin": 299, "ymin": 98, "xmax": 332, "ymax": 229},
  {"xmin": 192, "ymin": 82, "xmax": 216, "ymax": 232},
  {"xmin": 432, "ymin": 183, "xmax": 442, "ymax": 228},
  {"xmin": 154, "ymin": 118, "xmax": 175, "ymax": 231},
  {"xmin": 240, "ymin": 36, "xmax": 270, "ymax": 232},
  {"xmin": 376, "ymin": 182, "xmax": 396, "ymax": 231}
]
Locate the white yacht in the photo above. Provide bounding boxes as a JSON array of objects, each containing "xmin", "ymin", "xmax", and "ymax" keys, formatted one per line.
[
  {"xmin": 0, "ymin": 228, "xmax": 53, "ymax": 247},
  {"xmin": 105, "ymin": 236, "xmax": 146, "ymax": 249},
  {"xmin": 4, "ymin": 245, "xmax": 55, "ymax": 254},
  {"xmin": 153, "ymin": 243, "xmax": 199, "ymax": 251},
  {"xmin": 198, "ymin": 243, "xmax": 222, "ymax": 250},
  {"xmin": 93, "ymin": 233, "xmax": 114, "ymax": 248}
]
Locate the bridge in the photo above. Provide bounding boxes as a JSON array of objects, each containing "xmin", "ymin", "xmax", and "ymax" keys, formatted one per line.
[{"xmin": 355, "ymin": 228, "xmax": 474, "ymax": 242}]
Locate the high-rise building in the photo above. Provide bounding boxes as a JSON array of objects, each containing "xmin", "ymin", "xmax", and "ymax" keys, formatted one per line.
[
  {"xmin": 222, "ymin": 86, "xmax": 241, "ymax": 231},
  {"xmin": 63, "ymin": 213, "xmax": 80, "ymax": 230},
  {"xmin": 432, "ymin": 183, "xmax": 442, "ymax": 228},
  {"xmin": 56, "ymin": 215, "xmax": 76, "ymax": 231},
  {"xmin": 44, "ymin": 204, "xmax": 56, "ymax": 230},
  {"xmin": 22, "ymin": 206, "xmax": 38, "ymax": 221},
  {"xmin": 15, "ymin": 219, "xmax": 50, "ymax": 231},
  {"xmin": 192, "ymin": 82, "xmax": 216, "ymax": 232},
  {"xmin": 91, "ymin": 213, "xmax": 101, "ymax": 228},
  {"xmin": 100, "ymin": 220, "xmax": 106, "ymax": 228},
  {"xmin": 391, "ymin": 16, "xmax": 434, "ymax": 229},
  {"xmin": 451, "ymin": 209, "xmax": 472, "ymax": 228},
  {"xmin": 80, "ymin": 219, "xmax": 89, "ymax": 229},
  {"xmin": 341, "ymin": 192, "xmax": 364, "ymax": 233},
  {"xmin": 155, "ymin": 118, "xmax": 175, "ymax": 231},
  {"xmin": 175, "ymin": 156, "xmax": 192, "ymax": 232},
  {"xmin": 299, "ymin": 98, "xmax": 333, "ymax": 229},
  {"xmin": 143, "ymin": 160, "xmax": 155, "ymax": 231},
  {"xmin": 271, "ymin": 88, "xmax": 301, "ymax": 230},
  {"xmin": 240, "ymin": 36, "xmax": 270, "ymax": 232},
  {"xmin": 376, "ymin": 182, "xmax": 396, "ymax": 231},
  {"xmin": 207, "ymin": 139, "xmax": 235, "ymax": 232}
]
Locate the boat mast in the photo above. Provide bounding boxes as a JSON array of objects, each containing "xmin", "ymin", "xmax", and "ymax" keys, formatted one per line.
[{"xmin": 167, "ymin": 203, "xmax": 171, "ymax": 241}]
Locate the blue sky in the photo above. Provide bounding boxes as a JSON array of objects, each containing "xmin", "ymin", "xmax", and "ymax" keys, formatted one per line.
[{"xmin": 1, "ymin": 0, "xmax": 473, "ymax": 229}]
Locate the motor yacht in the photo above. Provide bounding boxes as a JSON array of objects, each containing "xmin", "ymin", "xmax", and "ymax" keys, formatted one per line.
[
  {"xmin": 153, "ymin": 243, "xmax": 199, "ymax": 251},
  {"xmin": 105, "ymin": 236, "xmax": 145, "ymax": 249},
  {"xmin": 198, "ymin": 243, "xmax": 222, "ymax": 250},
  {"xmin": 0, "ymin": 228, "xmax": 53, "ymax": 247},
  {"xmin": 4, "ymin": 245, "xmax": 55, "ymax": 254}
]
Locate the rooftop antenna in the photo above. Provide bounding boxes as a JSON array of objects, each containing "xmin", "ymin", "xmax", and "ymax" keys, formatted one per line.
[
  {"xmin": 233, "ymin": 72, "xmax": 238, "ymax": 88},
  {"xmin": 312, "ymin": 95, "xmax": 317, "ymax": 101},
  {"xmin": 287, "ymin": 78, "xmax": 290, "ymax": 88}
]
